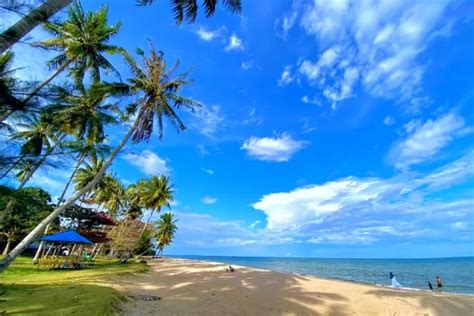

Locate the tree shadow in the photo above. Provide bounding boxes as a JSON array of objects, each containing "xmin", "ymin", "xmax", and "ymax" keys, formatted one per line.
[
  {"xmin": 115, "ymin": 259, "xmax": 353, "ymax": 315},
  {"xmin": 364, "ymin": 288, "xmax": 474, "ymax": 316}
]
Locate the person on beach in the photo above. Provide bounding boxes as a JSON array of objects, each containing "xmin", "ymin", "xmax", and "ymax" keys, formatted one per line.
[
  {"xmin": 225, "ymin": 266, "xmax": 235, "ymax": 272},
  {"xmin": 390, "ymin": 272, "xmax": 402, "ymax": 289},
  {"xmin": 428, "ymin": 281, "xmax": 433, "ymax": 290},
  {"xmin": 436, "ymin": 276, "xmax": 443, "ymax": 289}
]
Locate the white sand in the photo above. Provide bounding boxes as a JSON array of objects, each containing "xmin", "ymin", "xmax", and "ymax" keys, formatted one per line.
[{"xmin": 112, "ymin": 258, "xmax": 474, "ymax": 315}]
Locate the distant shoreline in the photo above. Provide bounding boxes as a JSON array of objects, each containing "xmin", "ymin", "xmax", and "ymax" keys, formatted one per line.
[{"xmin": 166, "ymin": 255, "xmax": 474, "ymax": 296}]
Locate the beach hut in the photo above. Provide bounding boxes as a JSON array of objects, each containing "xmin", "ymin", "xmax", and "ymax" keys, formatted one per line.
[{"xmin": 37, "ymin": 230, "xmax": 93, "ymax": 269}]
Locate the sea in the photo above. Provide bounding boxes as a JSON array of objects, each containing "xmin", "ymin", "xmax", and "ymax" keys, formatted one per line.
[{"xmin": 168, "ymin": 255, "xmax": 474, "ymax": 295}]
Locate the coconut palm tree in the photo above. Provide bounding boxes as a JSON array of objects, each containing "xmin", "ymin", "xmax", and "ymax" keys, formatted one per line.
[
  {"xmin": 155, "ymin": 212, "xmax": 177, "ymax": 255},
  {"xmin": 0, "ymin": 51, "xmax": 24, "ymax": 123},
  {"xmin": 140, "ymin": 175, "xmax": 174, "ymax": 234},
  {"xmin": 1, "ymin": 115, "xmax": 54, "ymax": 179},
  {"xmin": 0, "ymin": 45, "xmax": 201, "ymax": 273},
  {"xmin": 92, "ymin": 175, "xmax": 125, "ymax": 217},
  {"xmin": 0, "ymin": 0, "xmax": 242, "ymax": 54},
  {"xmin": 1, "ymin": 3, "xmax": 123, "ymax": 122},
  {"xmin": 0, "ymin": 0, "xmax": 72, "ymax": 54}
]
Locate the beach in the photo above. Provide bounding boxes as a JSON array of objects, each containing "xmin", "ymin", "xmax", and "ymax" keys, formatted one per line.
[{"xmin": 113, "ymin": 258, "xmax": 474, "ymax": 315}]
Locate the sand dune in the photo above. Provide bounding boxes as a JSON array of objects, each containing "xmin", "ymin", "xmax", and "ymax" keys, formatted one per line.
[{"xmin": 113, "ymin": 258, "xmax": 474, "ymax": 315}]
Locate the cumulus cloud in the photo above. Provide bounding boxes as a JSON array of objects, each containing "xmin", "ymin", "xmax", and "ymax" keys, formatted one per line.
[
  {"xmin": 201, "ymin": 195, "xmax": 217, "ymax": 205},
  {"xmin": 286, "ymin": 0, "xmax": 456, "ymax": 108},
  {"xmin": 388, "ymin": 112, "xmax": 468, "ymax": 169},
  {"xmin": 122, "ymin": 150, "xmax": 170, "ymax": 175},
  {"xmin": 241, "ymin": 134, "xmax": 308, "ymax": 162},
  {"xmin": 251, "ymin": 150, "xmax": 474, "ymax": 243},
  {"xmin": 225, "ymin": 34, "xmax": 244, "ymax": 51}
]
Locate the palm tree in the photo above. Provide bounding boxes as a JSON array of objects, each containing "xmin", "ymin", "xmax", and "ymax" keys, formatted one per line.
[
  {"xmin": 0, "ymin": 0, "xmax": 242, "ymax": 54},
  {"xmin": 1, "ymin": 3, "xmax": 123, "ymax": 122},
  {"xmin": 140, "ymin": 175, "xmax": 174, "ymax": 234},
  {"xmin": 1, "ymin": 115, "xmax": 54, "ymax": 179},
  {"xmin": 0, "ymin": 51, "xmax": 24, "ymax": 123},
  {"xmin": 155, "ymin": 212, "xmax": 177, "ymax": 255},
  {"xmin": 0, "ymin": 0, "xmax": 72, "ymax": 54},
  {"xmin": 0, "ymin": 45, "xmax": 200, "ymax": 272},
  {"xmin": 92, "ymin": 175, "xmax": 125, "ymax": 217},
  {"xmin": 137, "ymin": 0, "xmax": 242, "ymax": 24}
]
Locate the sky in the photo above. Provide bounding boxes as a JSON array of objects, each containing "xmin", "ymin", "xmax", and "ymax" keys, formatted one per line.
[{"xmin": 2, "ymin": 0, "xmax": 474, "ymax": 258}]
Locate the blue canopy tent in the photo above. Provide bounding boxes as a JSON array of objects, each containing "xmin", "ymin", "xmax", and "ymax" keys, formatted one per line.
[
  {"xmin": 37, "ymin": 231, "xmax": 94, "ymax": 268},
  {"xmin": 39, "ymin": 230, "xmax": 93, "ymax": 244}
]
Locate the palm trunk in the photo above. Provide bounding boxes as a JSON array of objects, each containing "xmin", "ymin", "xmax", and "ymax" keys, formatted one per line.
[
  {"xmin": 0, "ymin": 153, "xmax": 26, "ymax": 179},
  {"xmin": 0, "ymin": 109, "xmax": 13, "ymax": 123},
  {"xmin": 0, "ymin": 110, "xmax": 143, "ymax": 273},
  {"xmin": 0, "ymin": 59, "xmax": 72, "ymax": 122},
  {"xmin": 140, "ymin": 209, "xmax": 157, "ymax": 235},
  {"xmin": 32, "ymin": 151, "xmax": 86, "ymax": 262},
  {"xmin": 0, "ymin": 0, "xmax": 73, "ymax": 54},
  {"xmin": 2, "ymin": 238, "xmax": 12, "ymax": 256}
]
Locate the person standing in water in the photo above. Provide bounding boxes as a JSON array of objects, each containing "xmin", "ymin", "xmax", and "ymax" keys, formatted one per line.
[
  {"xmin": 436, "ymin": 276, "xmax": 443, "ymax": 289},
  {"xmin": 390, "ymin": 272, "xmax": 402, "ymax": 289}
]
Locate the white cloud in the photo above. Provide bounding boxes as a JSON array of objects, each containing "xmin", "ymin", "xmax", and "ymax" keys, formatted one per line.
[
  {"xmin": 299, "ymin": 117, "xmax": 317, "ymax": 133},
  {"xmin": 201, "ymin": 195, "xmax": 217, "ymax": 205},
  {"xmin": 241, "ymin": 133, "xmax": 308, "ymax": 162},
  {"xmin": 196, "ymin": 145, "xmax": 210, "ymax": 156},
  {"xmin": 293, "ymin": 0, "xmax": 455, "ymax": 108},
  {"xmin": 384, "ymin": 116, "xmax": 395, "ymax": 126},
  {"xmin": 241, "ymin": 59, "xmax": 254, "ymax": 70},
  {"xmin": 201, "ymin": 168, "xmax": 214, "ymax": 175},
  {"xmin": 388, "ymin": 112, "xmax": 468, "ymax": 169},
  {"xmin": 122, "ymin": 150, "xmax": 170, "ymax": 175},
  {"xmin": 242, "ymin": 107, "xmax": 263, "ymax": 125},
  {"xmin": 190, "ymin": 105, "xmax": 225, "ymax": 137},
  {"xmin": 196, "ymin": 26, "xmax": 221, "ymax": 41},
  {"xmin": 225, "ymin": 34, "xmax": 244, "ymax": 51},
  {"xmin": 249, "ymin": 220, "xmax": 261, "ymax": 228},
  {"xmin": 275, "ymin": 11, "xmax": 298, "ymax": 39},
  {"xmin": 278, "ymin": 65, "xmax": 294, "ymax": 86},
  {"xmin": 252, "ymin": 150, "xmax": 474, "ymax": 242}
]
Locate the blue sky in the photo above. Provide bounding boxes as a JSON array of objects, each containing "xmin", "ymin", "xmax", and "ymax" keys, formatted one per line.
[{"xmin": 3, "ymin": 0, "xmax": 474, "ymax": 258}]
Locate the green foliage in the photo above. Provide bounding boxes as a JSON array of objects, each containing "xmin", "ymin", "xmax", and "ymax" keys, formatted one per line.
[
  {"xmin": 40, "ymin": 3, "xmax": 124, "ymax": 85},
  {"xmin": 136, "ymin": 0, "xmax": 242, "ymax": 25},
  {"xmin": 0, "ymin": 186, "xmax": 56, "ymax": 247},
  {"xmin": 0, "ymin": 51, "xmax": 24, "ymax": 116},
  {"xmin": 135, "ymin": 231, "xmax": 154, "ymax": 255},
  {"xmin": 155, "ymin": 212, "xmax": 178, "ymax": 255}
]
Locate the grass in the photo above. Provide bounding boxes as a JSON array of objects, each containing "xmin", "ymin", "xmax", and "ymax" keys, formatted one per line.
[{"xmin": 0, "ymin": 256, "xmax": 148, "ymax": 315}]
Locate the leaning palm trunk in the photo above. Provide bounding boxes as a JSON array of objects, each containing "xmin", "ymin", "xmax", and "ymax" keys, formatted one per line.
[
  {"xmin": 1, "ymin": 60, "xmax": 73, "ymax": 122},
  {"xmin": 0, "ymin": 153, "xmax": 26, "ymax": 179},
  {"xmin": 0, "ymin": 111, "xmax": 143, "ymax": 273},
  {"xmin": 0, "ymin": 141, "xmax": 62, "ymax": 225},
  {"xmin": 140, "ymin": 207, "xmax": 159, "ymax": 236},
  {"xmin": 0, "ymin": 0, "xmax": 73, "ymax": 54},
  {"xmin": 32, "ymin": 151, "xmax": 86, "ymax": 262}
]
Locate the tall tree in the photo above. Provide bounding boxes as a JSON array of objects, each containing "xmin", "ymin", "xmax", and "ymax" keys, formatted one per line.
[
  {"xmin": 155, "ymin": 212, "xmax": 177, "ymax": 255},
  {"xmin": 0, "ymin": 0, "xmax": 72, "ymax": 54},
  {"xmin": 0, "ymin": 46, "xmax": 201, "ymax": 272},
  {"xmin": 0, "ymin": 51, "xmax": 24, "ymax": 123},
  {"xmin": 140, "ymin": 175, "xmax": 174, "ymax": 234},
  {"xmin": 0, "ymin": 0, "xmax": 242, "ymax": 55},
  {"xmin": 1, "ymin": 3, "xmax": 123, "ymax": 122}
]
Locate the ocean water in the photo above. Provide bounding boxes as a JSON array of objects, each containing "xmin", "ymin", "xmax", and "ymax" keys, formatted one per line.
[{"xmin": 169, "ymin": 255, "xmax": 474, "ymax": 295}]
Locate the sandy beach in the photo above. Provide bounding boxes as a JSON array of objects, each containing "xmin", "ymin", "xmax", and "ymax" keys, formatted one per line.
[{"xmin": 112, "ymin": 258, "xmax": 474, "ymax": 315}]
